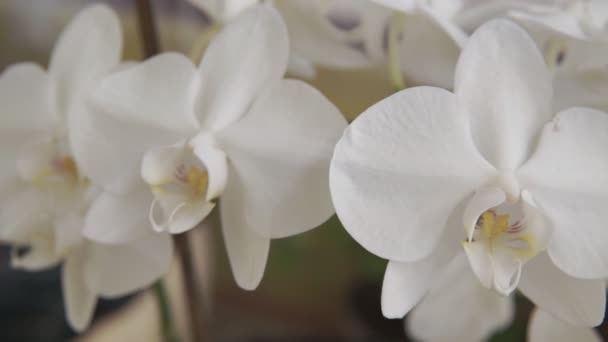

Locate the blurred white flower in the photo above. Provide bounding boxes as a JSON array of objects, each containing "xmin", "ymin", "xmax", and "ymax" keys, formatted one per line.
[
  {"xmin": 528, "ymin": 308, "xmax": 602, "ymax": 342},
  {"xmin": 0, "ymin": 5, "xmax": 172, "ymax": 331},
  {"xmin": 74, "ymin": 4, "xmax": 346, "ymax": 290},
  {"xmin": 188, "ymin": 0, "xmax": 392, "ymax": 78},
  {"xmin": 331, "ymin": 19, "xmax": 607, "ymax": 327}
]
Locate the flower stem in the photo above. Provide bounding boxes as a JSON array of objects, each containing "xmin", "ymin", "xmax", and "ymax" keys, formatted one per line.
[
  {"xmin": 135, "ymin": 0, "xmax": 160, "ymax": 58},
  {"xmin": 175, "ymin": 233, "xmax": 208, "ymax": 342},
  {"xmin": 388, "ymin": 12, "xmax": 406, "ymax": 92},
  {"xmin": 153, "ymin": 281, "xmax": 180, "ymax": 342},
  {"xmin": 134, "ymin": 1, "xmax": 208, "ymax": 341}
]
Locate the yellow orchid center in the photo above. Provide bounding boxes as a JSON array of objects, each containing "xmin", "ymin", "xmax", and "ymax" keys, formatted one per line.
[
  {"xmin": 151, "ymin": 164, "xmax": 209, "ymax": 200},
  {"xmin": 476, "ymin": 209, "xmax": 538, "ymax": 259},
  {"xmin": 186, "ymin": 166, "xmax": 209, "ymax": 197}
]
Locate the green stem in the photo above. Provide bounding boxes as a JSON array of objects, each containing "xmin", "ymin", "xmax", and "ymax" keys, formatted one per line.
[
  {"xmin": 154, "ymin": 281, "xmax": 180, "ymax": 342},
  {"xmin": 388, "ymin": 12, "xmax": 406, "ymax": 92}
]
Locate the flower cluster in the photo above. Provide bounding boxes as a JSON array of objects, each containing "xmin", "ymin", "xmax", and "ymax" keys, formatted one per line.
[{"xmin": 1, "ymin": 0, "xmax": 607, "ymax": 341}]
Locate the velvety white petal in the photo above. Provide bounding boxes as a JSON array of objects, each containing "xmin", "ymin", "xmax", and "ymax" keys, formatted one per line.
[
  {"xmin": 217, "ymin": 79, "xmax": 346, "ymax": 238},
  {"xmin": 330, "ymin": 87, "xmax": 495, "ymax": 262},
  {"xmin": 528, "ymin": 309, "xmax": 602, "ymax": 342},
  {"xmin": 518, "ymin": 107, "xmax": 608, "ymax": 278},
  {"xmin": 150, "ymin": 198, "xmax": 215, "ymax": 234},
  {"xmin": 462, "ymin": 241, "xmax": 493, "ymax": 289},
  {"xmin": 0, "ymin": 63, "xmax": 56, "ymax": 131},
  {"xmin": 455, "ymin": 19, "xmax": 552, "ymax": 170},
  {"xmin": 381, "ymin": 229, "xmax": 460, "ymax": 318},
  {"xmin": 84, "ymin": 190, "xmax": 153, "ymax": 244},
  {"xmin": 49, "ymin": 4, "xmax": 121, "ymax": 114},
  {"xmin": 91, "ymin": 53, "xmax": 199, "ymax": 134},
  {"xmin": 220, "ymin": 167, "xmax": 271, "ymax": 290},
  {"xmin": 0, "ymin": 63, "xmax": 56, "ymax": 190},
  {"xmin": 518, "ymin": 253, "xmax": 605, "ymax": 327},
  {"xmin": 408, "ymin": 253, "xmax": 514, "ymax": 341},
  {"xmin": 419, "ymin": 5, "xmax": 468, "ymax": 48},
  {"xmin": 195, "ymin": 4, "xmax": 289, "ymax": 132},
  {"xmin": 192, "ymin": 143, "xmax": 228, "ymax": 201},
  {"xmin": 455, "ymin": 1, "xmax": 556, "ymax": 32},
  {"xmin": 398, "ymin": 12, "xmax": 461, "ymax": 88},
  {"xmin": 62, "ymin": 248, "xmax": 97, "ymax": 332},
  {"xmin": 89, "ymin": 233, "xmax": 173, "ymax": 298},
  {"xmin": 70, "ymin": 97, "xmax": 179, "ymax": 193}
]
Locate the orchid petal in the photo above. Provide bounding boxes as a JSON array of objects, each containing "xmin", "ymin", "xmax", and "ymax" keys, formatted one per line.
[
  {"xmin": 84, "ymin": 190, "xmax": 153, "ymax": 244},
  {"xmin": 0, "ymin": 63, "xmax": 56, "ymax": 190},
  {"xmin": 455, "ymin": 19, "xmax": 552, "ymax": 170},
  {"xmin": 277, "ymin": 0, "xmax": 382, "ymax": 70},
  {"xmin": 220, "ymin": 167, "xmax": 271, "ymax": 290},
  {"xmin": 518, "ymin": 253, "xmax": 605, "ymax": 327},
  {"xmin": 509, "ymin": 9, "xmax": 589, "ymax": 41},
  {"xmin": 90, "ymin": 233, "xmax": 173, "ymax": 298},
  {"xmin": 398, "ymin": 12, "xmax": 461, "ymax": 88},
  {"xmin": 195, "ymin": 4, "xmax": 288, "ymax": 131},
  {"xmin": 408, "ymin": 253, "xmax": 514, "ymax": 341},
  {"xmin": 381, "ymin": 229, "xmax": 460, "ymax": 318},
  {"xmin": 49, "ymin": 4, "xmax": 121, "ymax": 114},
  {"xmin": 0, "ymin": 63, "xmax": 56, "ymax": 131},
  {"xmin": 192, "ymin": 143, "xmax": 228, "ymax": 202},
  {"xmin": 70, "ymin": 99, "xmax": 179, "ymax": 193},
  {"xmin": 330, "ymin": 86, "xmax": 495, "ymax": 262},
  {"xmin": 528, "ymin": 309, "xmax": 602, "ymax": 342},
  {"xmin": 518, "ymin": 107, "xmax": 608, "ymax": 278},
  {"xmin": 62, "ymin": 248, "xmax": 97, "ymax": 332},
  {"xmin": 217, "ymin": 79, "xmax": 346, "ymax": 238},
  {"xmin": 91, "ymin": 53, "xmax": 199, "ymax": 134}
]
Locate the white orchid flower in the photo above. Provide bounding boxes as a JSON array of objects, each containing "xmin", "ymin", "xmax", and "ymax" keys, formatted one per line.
[
  {"xmin": 0, "ymin": 5, "xmax": 172, "ymax": 331},
  {"xmin": 73, "ymin": 4, "xmax": 346, "ymax": 290},
  {"xmin": 330, "ymin": 19, "xmax": 608, "ymax": 328}
]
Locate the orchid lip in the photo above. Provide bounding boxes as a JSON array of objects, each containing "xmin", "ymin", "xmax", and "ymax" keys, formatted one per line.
[{"xmin": 462, "ymin": 190, "xmax": 549, "ymax": 296}]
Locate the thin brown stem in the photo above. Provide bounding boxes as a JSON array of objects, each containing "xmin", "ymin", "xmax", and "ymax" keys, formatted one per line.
[
  {"xmin": 135, "ymin": 0, "xmax": 160, "ymax": 57},
  {"xmin": 133, "ymin": 1, "xmax": 207, "ymax": 340}
]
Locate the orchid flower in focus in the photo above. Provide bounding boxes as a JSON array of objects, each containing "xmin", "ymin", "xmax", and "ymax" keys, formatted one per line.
[
  {"xmin": 73, "ymin": 4, "xmax": 347, "ymax": 290},
  {"xmin": 330, "ymin": 19, "xmax": 608, "ymax": 329},
  {"xmin": 0, "ymin": 5, "xmax": 173, "ymax": 331}
]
